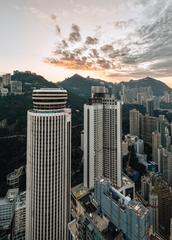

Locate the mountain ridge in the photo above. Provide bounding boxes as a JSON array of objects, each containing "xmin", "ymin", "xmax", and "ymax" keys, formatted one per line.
[{"xmin": 58, "ymin": 74, "xmax": 171, "ymax": 98}]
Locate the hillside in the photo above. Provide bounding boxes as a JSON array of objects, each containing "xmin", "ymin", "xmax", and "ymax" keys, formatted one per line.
[
  {"xmin": 0, "ymin": 72, "xmax": 85, "ymax": 195},
  {"xmin": 118, "ymin": 77, "xmax": 171, "ymax": 96},
  {"xmin": 12, "ymin": 72, "xmax": 56, "ymax": 94},
  {"xmin": 58, "ymin": 74, "xmax": 114, "ymax": 99},
  {"xmin": 58, "ymin": 75, "xmax": 171, "ymax": 98}
]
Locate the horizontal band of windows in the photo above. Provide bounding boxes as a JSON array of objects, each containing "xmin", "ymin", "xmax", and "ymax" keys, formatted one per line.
[{"xmin": 33, "ymin": 99, "xmax": 67, "ymax": 103}]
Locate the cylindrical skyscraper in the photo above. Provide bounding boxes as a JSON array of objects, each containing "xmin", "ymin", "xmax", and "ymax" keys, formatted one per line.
[{"xmin": 26, "ymin": 89, "xmax": 71, "ymax": 240}]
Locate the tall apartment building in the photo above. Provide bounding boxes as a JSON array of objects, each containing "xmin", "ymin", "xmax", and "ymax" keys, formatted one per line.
[
  {"xmin": 103, "ymin": 97, "xmax": 122, "ymax": 188},
  {"xmin": 141, "ymin": 114, "xmax": 157, "ymax": 145},
  {"xmin": 154, "ymin": 178, "xmax": 172, "ymax": 239},
  {"xmin": 26, "ymin": 88, "xmax": 71, "ymax": 240},
  {"xmin": 162, "ymin": 150, "xmax": 172, "ymax": 186},
  {"xmin": 146, "ymin": 98, "xmax": 154, "ymax": 116},
  {"xmin": 149, "ymin": 191, "xmax": 159, "ymax": 234},
  {"xmin": 84, "ymin": 102, "xmax": 103, "ymax": 189},
  {"xmin": 141, "ymin": 173, "xmax": 172, "ymax": 239},
  {"xmin": 156, "ymin": 115, "xmax": 167, "ymax": 148},
  {"xmin": 84, "ymin": 86, "xmax": 122, "ymax": 189},
  {"xmin": 152, "ymin": 131, "xmax": 161, "ymax": 163},
  {"xmin": 129, "ymin": 109, "xmax": 141, "ymax": 137}
]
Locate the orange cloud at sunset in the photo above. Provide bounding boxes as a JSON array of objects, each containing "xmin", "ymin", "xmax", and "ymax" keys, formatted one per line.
[{"xmin": 44, "ymin": 58, "xmax": 97, "ymax": 71}]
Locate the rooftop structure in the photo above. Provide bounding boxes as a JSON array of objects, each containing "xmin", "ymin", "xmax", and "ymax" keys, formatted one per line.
[
  {"xmin": 32, "ymin": 88, "xmax": 68, "ymax": 111},
  {"xmin": 7, "ymin": 166, "xmax": 24, "ymax": 189}
]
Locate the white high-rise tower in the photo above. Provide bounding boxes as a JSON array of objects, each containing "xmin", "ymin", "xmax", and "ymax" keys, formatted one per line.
[
  {"xmin": 26, "ymin": 89, "xmax": 71, "ymax": 240},
  {"xmin": 84, "ymin": 100, "xmax": 104, "ymax": 189},
  {"xmin": 103, "ymin": 97, "xmax": 122, "ymax": 187},
  {"xmin": 84, "ymin": 86, "xmax": 122, "ymax": 189}
]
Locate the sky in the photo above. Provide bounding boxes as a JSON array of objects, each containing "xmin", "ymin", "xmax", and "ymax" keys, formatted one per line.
[{"xmin": 0, "ymin": 0, "xmax": 172, "ymax": 87}]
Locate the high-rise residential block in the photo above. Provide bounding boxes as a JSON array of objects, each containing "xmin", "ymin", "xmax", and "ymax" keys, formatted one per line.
[
  {"xmin": 146, "ymin": 98, "xmax": 154, "ymax": 116},
  {"xmin": 129, "ymin": 109, "xmax": 141, "ymax": 137},
  {"xmin": 152, "ymin": 131, "xmax": 161, "ymax": 163},
  {"xmin": 84, "ymin": 103, "xmax": 103, "ymax": 189},
  {"xmin": 84, "ymin": 86, "xmax": 122, "ymax": 189},
  {"xmin": 141, "ymin": 114, "xmax": 157, "ymax": 145}
]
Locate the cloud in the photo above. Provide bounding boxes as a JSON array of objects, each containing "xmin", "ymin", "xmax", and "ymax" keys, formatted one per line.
[
  {"xmin": 69, "ymin": 24, "xmax": 81, "ymax": 43},
  {"xmin": 97, "ymin": 59, "xmax": 114, "ymax": 69},
  {"xmin": 85, "ymin": 36, "xmax": 99, "ymax": 45},
  {"xmin": 89, "ymin": 49, "xmax": 99, "ymax": 58},
  {"xmin": 45, "ymin": 1, "xmax": 172, "ymax": 80},
  {"xmin": 61, "ymin": 40, "xmax": 68, "ymax": 48},
  {"xmin": 113, "ymin": 19, "xmax": 134, "ymax": 29},
  {"xmin": 44, "ymin": 57, "xmax": 97, "ymax": 71},
  {"xmin": 55, "ymin": 24, "xmax": 61, "ymax": 34},
  {"xmin": 51, "ymin": 14, "xmax": 57, "ymax": 21},
  {"xmin": 101, "ymin": 44, "xmax": 114, "ymax": 54}
]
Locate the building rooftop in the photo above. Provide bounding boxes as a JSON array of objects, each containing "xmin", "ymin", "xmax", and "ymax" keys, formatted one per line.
[
  {"xmin": 7, "ymin": 166, "xmax": 23, "ymax": 181},
  {"xmin": 33, "ymin": 88, "xmax": 66, "ymax": 93},
  {"xmin": 72, "ymin": 183, "xmax": 89, "ymax": 200},
  {"xmin": 90, "ymin": 212, "xmax": 109, "ymax": 232},
  {"xmin": 6, "ymin": 189, "xmax": 19, "ymax": 201},
  {"xmin": 122, "ymin": 174, "xmax": 134, "ymax": 187},
  {"xmin": 128, "ymin": 200, "xmax": 149, "ymax": 217},
  {"xmin": 32, "ymin": 88, "xmax": 68, "ymax": 111},
  {"xmin": 68, "ymin": 219, "xmax": 78, "ymax": 238}
]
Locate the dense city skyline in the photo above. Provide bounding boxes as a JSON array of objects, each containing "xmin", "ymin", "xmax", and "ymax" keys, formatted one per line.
[
  {"xmin": 1, "ymin": 2, "xmax": 172, "ymax": 239},
  {"xmin": 1, "ymin": 0, "xmax": 172, "ymax": 87}
]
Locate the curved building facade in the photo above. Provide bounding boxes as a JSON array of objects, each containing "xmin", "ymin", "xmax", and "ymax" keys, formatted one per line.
[{"xmin": 26, "ymin": 88, "xmax": 71, "ymax": 240}]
